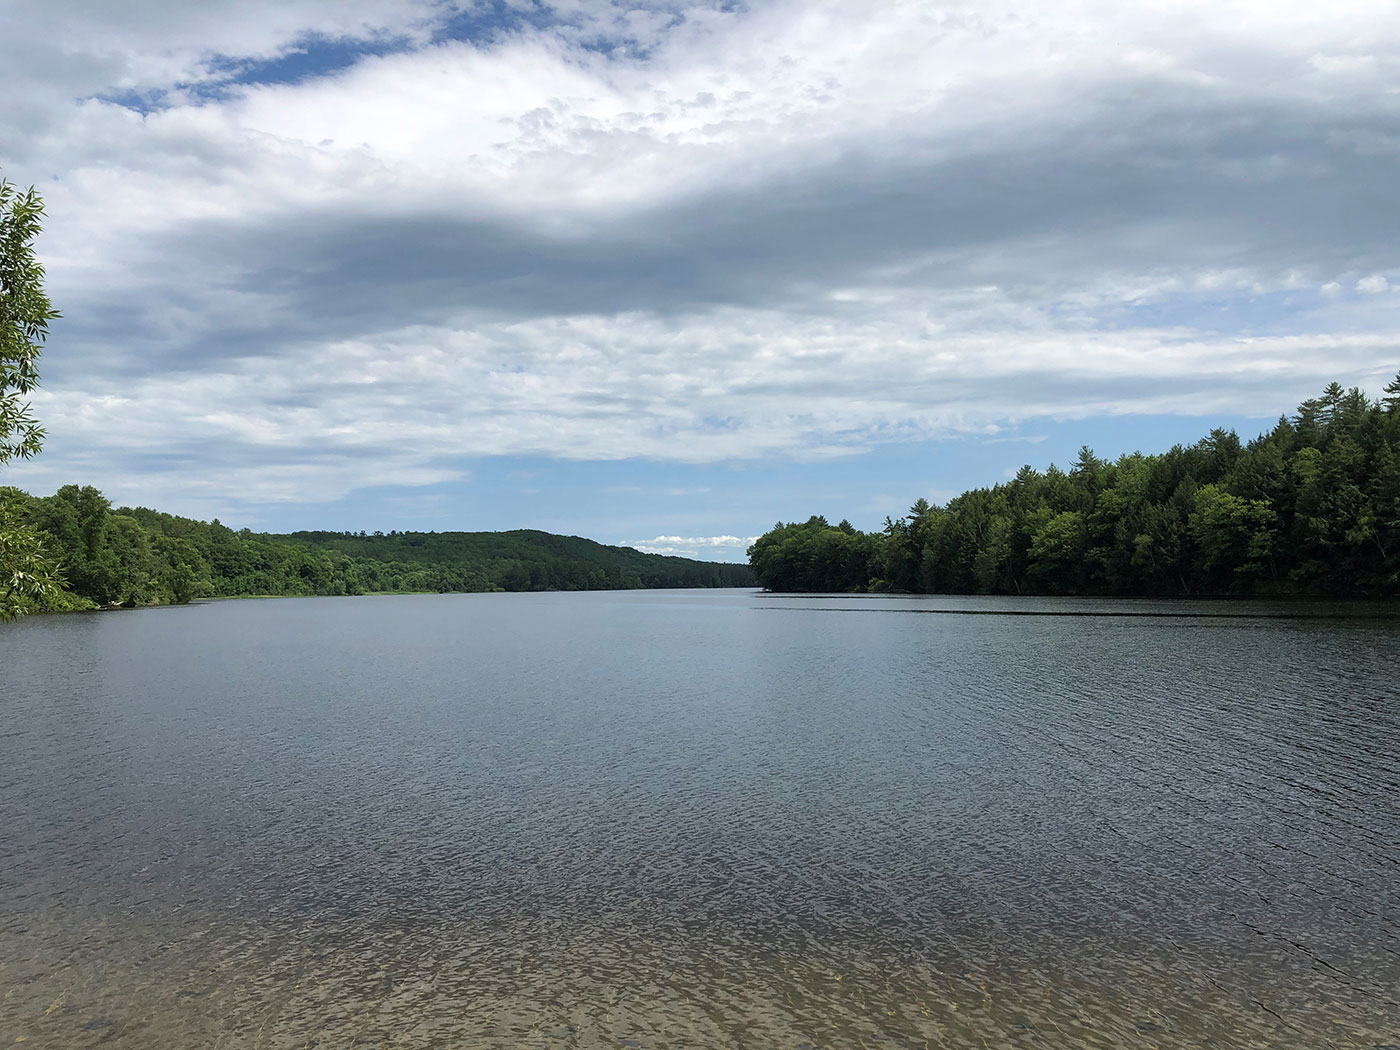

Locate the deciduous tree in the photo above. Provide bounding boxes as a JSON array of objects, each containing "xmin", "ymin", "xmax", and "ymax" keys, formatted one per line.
[{"xmin": 1, "ymin": 180, "xmax": 61, "ymax": 619}]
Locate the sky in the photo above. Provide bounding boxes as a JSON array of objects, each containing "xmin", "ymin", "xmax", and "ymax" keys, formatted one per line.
[{"xmin": 2, "ymin": 0, "xmax": 1398, "ymax": 562}]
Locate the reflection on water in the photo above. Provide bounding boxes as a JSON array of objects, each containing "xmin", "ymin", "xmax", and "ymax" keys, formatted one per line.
[{"xmin": 2, "ymin": 590, "xmax": 1397, "ymax": 1048}]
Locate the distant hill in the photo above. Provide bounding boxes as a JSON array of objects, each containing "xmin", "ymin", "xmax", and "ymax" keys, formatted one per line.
[
  {"xmin": 2, "ymin": 485, "xmax": 752, "ymax": 612},
  {"xmin": 278, "ymin": 528, "xmax": 753, "ymax": 592}
]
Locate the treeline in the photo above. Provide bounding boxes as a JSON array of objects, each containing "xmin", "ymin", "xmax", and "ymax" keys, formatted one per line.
[
  {"xmin": 2, "ymin": 485, "xmax": 752, "ymax": 612},
  {"xmin": 748, "ymin": 379, "xmax": 1400, "ymax": 597},
  {"xmin": 278, "ymin": 528, "xmax": 753, "ymax": 592}
]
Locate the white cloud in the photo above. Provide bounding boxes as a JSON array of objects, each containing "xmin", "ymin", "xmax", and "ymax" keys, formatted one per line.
[
  {"xmin": 11, "ymin": 306, "xmax": 1397, "ymax": 513},
  {"xmin": 3, "ymin": 0, "xmax": 1400, "ymax": 515},
  {"xmin": 626, "ymin": 534, "xmax": 759, "ymax": 559},
  {"xmin": 634, "ymin": 535, "xmax": 760, "ymax": 548}
]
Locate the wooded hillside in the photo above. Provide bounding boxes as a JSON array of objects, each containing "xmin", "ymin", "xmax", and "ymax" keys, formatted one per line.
[
  {"xmin": 2, "ymin": 488, "xmax": 752, "ymax": 612},
  {"xmin": 749, "ymin": 379, "xmax": 1400, "ymax": 597}
]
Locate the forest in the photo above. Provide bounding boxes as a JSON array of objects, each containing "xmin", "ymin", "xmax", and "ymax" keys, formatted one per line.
[
  {"xmin": 748, "ymin": 379, "xmax": 1400, "ymax": 597},
  {"xmin": 2, "ymin": 487, "xmax": 752, "ymax": 613}
]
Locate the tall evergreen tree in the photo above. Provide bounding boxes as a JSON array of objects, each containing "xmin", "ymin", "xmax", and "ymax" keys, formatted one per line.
[{"xmin": 1383, "ymin": 372, "xmax": 1400, "ymax": 414}]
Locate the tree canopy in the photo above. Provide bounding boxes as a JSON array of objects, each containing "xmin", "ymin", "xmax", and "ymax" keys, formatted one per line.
[
  {"xmin": 4, "ymin": 485, "xmax": 753, "ymax": 612},
  {"xmin": 749, "ymin": 379, "xmax": 1400, "ymax": 598},
  {"xmin": 0, "ymin": 180, "xmax": 62, "ymax": 619}
]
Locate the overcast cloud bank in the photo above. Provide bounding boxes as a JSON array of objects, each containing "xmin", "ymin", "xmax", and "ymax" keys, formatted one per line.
[{"xmin": 3, "ymin": 0, "xmax": 1398, "ymax": 525}]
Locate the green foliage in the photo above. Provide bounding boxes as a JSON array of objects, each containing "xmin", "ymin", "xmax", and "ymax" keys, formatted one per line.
[
  {"xmin": 7, "ymin": 487, "xmax": 753, "ymax": 613},
  {"xmin": 747, "ymin": 516, "xmax": 880, "ymax": 592},
  {"xmin": 278, "ymin": 528, "xmax": 754, "ymax": 592},
  {"xmin": 0, "ymin": 180, "xmax": 57, "ymax": 464},
  {"xmin": 1027, "ymin": 510, "xmax": 1087, "ymax": 594},
  {"xmin": 0, "ymin": 181, "xmax": 62, "ymax": 619},
  {"xmin": 1189, "ymin": 485, "xmax": 1275, "ymax": 590},
  {"xmin": 749, "ymin": 379, "xmax": 1400, "ymax": 598},
  {"xmin": 0, "ymin": 490, "xmax": 67, "ymax": 618}
]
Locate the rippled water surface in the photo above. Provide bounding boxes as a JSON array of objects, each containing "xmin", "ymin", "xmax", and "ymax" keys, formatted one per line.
[{"xmin": 2, "ymin": 590, "xmax": 1398, "ymax": 1048}]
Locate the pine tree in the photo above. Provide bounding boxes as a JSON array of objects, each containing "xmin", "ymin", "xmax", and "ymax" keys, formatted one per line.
[{"xmin": 1383, "ymin": 372, "xmax": 1400, "ymax": 414}]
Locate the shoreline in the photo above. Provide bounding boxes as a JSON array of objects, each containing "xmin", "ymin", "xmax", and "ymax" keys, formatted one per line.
[{"xmin": 17, "ymin": 585, "xmax": 763, "ymax": 618}]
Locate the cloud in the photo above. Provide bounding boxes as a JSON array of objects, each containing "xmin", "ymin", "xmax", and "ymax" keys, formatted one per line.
[
  {"xmin": 626, "ymin": 534, "xmax": 759, "ymax": 559},
  {"xmin": 983, "ymin": 434, "xmax": 1049, "ymax": 446},
  {"xmin": 3, "ymin": 0, "xmax": 1400, "ymax": 516},
  {"xmin": 15, "ymin": 309, "xmax": 1398, "ymax": 507},
  {"xmin": 634, "ymin": 535, "xmax": 759, "ymax": 548}
]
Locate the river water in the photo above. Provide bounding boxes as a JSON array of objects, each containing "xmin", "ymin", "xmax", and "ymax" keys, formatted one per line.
[{"xmin": 1, "ymin": 590, "xmax": 1397, "ymax": 1048}]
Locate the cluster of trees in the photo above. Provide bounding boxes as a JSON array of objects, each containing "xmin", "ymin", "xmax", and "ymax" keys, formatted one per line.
[
  {"xmin": 2, "ymin": 484, "xmax": 751, "ymax": 612},
  {"xmin": 749, "ymin": 380, "xmax": 1400, "ymax": 598},
  {"xmin": 282, "ymin": 529, "xmax": 753, "ymax": 591},
  {"xmin": 1, "ymin": 179, "xmax": 62, "ymax": 619}
]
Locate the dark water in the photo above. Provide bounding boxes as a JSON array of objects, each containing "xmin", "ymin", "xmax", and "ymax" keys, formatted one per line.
[{"xmin": 2, "ymin": 590, "xmax": 1397, "ymax": 1049}]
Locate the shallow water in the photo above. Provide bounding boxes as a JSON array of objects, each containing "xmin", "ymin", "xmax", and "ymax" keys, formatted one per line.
[{"xmin": 2, "ymin": 590, "xmax": 1397, "ymax": 1048}]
